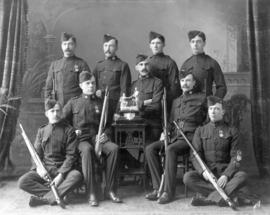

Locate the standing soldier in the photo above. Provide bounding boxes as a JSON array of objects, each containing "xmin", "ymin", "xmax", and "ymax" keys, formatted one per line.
[
  {"xmin": 131, "ymin": 54, "xmax": 163, "ymax": 142},
  {"xmin": 180, "ymin": 30, "xmax": 227, "ymax": 99},
  {"xmin": 183, "ymin": 96, "xmax": 251, "ymax": 207},
  {"xmin": 45, "ymin": 32, "xmax": 90, "ymax": 106},
  {"xmin": 145, "ymin": 71, "xmax": 207, "ymax": 204},
  {"xmin": 18, "ymin": 99, "xmax": 82, "ymax": 207},
  {"xmin": 63, "ymin": 71, "xmax": 122, "ymax": 206},
  {"xmin": 93, "ymin": 34, "xmax": 131, "ymax": 124},
  {"xmin": 147, "ymin": 31, "xmax": 181, "ymax": 111}
]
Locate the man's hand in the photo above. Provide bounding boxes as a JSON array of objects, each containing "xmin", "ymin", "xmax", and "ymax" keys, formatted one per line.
[
  {"xmin": 144, "ymin": 99, "xmax": 152, "ymax": 106},
  {"xmin": 159, "ymin": 132, "xmax": 165, "ymax": 141},
  {"xmin": 217, "ymin": 175, "xmax": 228, "ymax": 188},
  {"xmin": 96, "ymin": 90, "xmax": 102, "ymax": 98},
  {"xmin": 36, "ymin": 166, "xmax": 48, "ymax": 180},
  {"xmin": 202, "ymin": 171, "xmax": 209, "ymax": 181},
  {"xmin": 95, "ymin": 133, "xmax": 109, "ymax": 145},
  {"xmin": 52, "ymin": 173, "xmax": 64, "ymax": 187},
  {"xmin": 75, "ymin": 130, "xmax": 82, "ymax": 136}
]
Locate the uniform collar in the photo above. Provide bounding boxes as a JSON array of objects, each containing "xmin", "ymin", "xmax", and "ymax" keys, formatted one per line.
[
  {"xmin": 82, "ymin": 93, "xmax": 96, "ymax": 100},
  {"xmin": 209, "ymin": 119, "xmax": 225, "ymax": 127},
  {"xmin": 153, "ymin": 52, "xmax": 165, "ymax": 57},
  {"xmin": 105, "ymin": 55, "xmax": 118, "ymax": 61},
  {"xmin": 192, "ymin": 52, "xmax": 205, "ymax": 57},
  {"xmin": 139, "ymin": 74, "xmax": 151, "ymax": 79},
  {"xmin": 183, "ymin": 90, "xmax": 193, "ymax": 96},
  {"xmin": 63, "ymin": 55, "xmax": 76, "ymax": 60}
]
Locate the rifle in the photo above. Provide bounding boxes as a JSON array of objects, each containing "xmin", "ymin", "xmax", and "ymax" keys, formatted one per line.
[
  {"xmin": 51, "ymin": 71, "xmax": 56, "ymax": 100},
  {"xmin": 173, "ymin": 121, "xmax": 237, "ymax": 210},
  {"xmin": 19, "ymin": 123, "xmax": 65, "ymax": 209},
  {"xmin": 95, "ymin": 86, "xmax": 109, "ymax": 159},
  {"xmin": 157, "ymin": 88, "xmax": 169, "ymax": 198}
]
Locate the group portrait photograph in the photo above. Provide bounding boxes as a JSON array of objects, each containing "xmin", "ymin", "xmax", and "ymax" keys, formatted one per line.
[{"xmin": 0, "ymin": 0, "xmax": 270, "ymax": 214}]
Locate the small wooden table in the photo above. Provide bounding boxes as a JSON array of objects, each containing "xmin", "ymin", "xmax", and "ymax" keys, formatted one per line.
[{"xmin": 112, "ymin": 122, "xmax": 147, "ymax": 188}]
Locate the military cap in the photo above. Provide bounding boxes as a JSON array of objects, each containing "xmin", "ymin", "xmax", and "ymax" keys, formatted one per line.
[
  {"xmin": 60, "ymin": 32, "xmax": 76, "ymax": 43},
  {"xmin": 79, "ymin": 71, "xmax": 93, "ymax": 83},
  {"xmin": 188, "ymin": 30, "xmax": 206, "ymax": 42},
  {"xmin": 45, "ymin": 99, "xmax": 61, "ymax": 111},
  {"xmin": 149, "ymin": 31, "xmax": 165, "ymax": 43},
  {"xmin": 103, "ymin": 34, "xmax": 118, "ymax": 44},
  {"xmin": 207, "ymin": 96, "xmax": 223, "ymax": 107},
  {"xmin": 179, "ymin": 70, "xmax": 194, "ymax": 79},
  {"xmin": 136, "ymin": 54, "xmax": 148, "ymax": 65}
]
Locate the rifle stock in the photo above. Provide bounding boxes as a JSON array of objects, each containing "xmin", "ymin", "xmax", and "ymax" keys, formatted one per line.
[
  {"xmin": 173, "ymin": 121, "xmax": 236, "ymax": 210},
  {"xmin": 19, "ymin": 123, "xmax": 65, "ymax": 209},
  {"xmin": 157, "ymin": 88, "xmax": 169, "ymax": 197},
  {"xmin": 95, "ymin": 87, "xmax": 109, "ymax": 158}
]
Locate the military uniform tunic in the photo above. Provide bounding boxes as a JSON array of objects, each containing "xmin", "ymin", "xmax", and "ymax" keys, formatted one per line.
[
  {"xmin": 180, "ymin": 53, "xmax": 227, "ymax": 98},
  {"xmin": 148, "ymin": 52, "xmax": 181, "ymax": 110},
  {"xmin": 145, "ymin": 91, "xmax": 207, "ymax": 197},
  {"xmin": 18, "ymin": 121, "xmax": 82, "ymax": 203},
  {"xmin": 131, "ymin": 75, "xmax": 163, "ymax": 141},
  {"xmin": 183, "ymin": 121, "xmax": 247, "ymax": 203},
  {"xmin": 63, "ymin": 94, "xmax": 119, "ymax": 195},
  {"xmin": 45, "ymin": 55, "xmax": 90, "ymax": 106},
  {"xmin": 93, "ymin": 56, "xmax": 131, "ymax": 124}
]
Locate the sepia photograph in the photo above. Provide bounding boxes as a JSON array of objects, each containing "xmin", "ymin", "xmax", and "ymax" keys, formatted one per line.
[{"xmin": 0, "ymin": 0, "xmax": 269, "ymax": 214}]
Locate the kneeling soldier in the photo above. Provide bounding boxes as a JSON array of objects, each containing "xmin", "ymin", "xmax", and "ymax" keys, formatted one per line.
[
  {"xmin": 145, "ymin": 71, "xmax": 207, "ymax": 204},
  {"xmin": 18, "ymin": 99, "xmax": 82, "ymax": 207},
  {"xmin": 184, "ymin": 96, "xmax": 250, "ymax": 207},
  {"xmin": 63, "ymin": 71, "xmax": 122, "ymax": 206}
]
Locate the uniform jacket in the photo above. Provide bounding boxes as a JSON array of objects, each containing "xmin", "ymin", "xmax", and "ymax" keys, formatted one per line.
[
  {"xmin": 93, "ymin": 56, "xmax": 131, "ymax": 101},
  {"xmin": 180, "ymin": 53, "xmax": 227, "ymax": 98},
  {"xmin": 169, "ymin": 91, "xmax": 207, "ymax": 141},
  {"xmin": 63, "ymin": 94, "xmax": 111, "ymax": 143},
  {"xmin": 148, "ymin": 52, "xmax": 181, "ymax": 104},
  {"xmin": 45, "ymin": 55, "xmax": 90, "ymax": 106},
  {"xmin": 131, "ymin": 75, "xmax": 163, "ymax": 127},
  {"xmin": 34, "ymin": 120, "xmax": 78, "ymax": 176},
  {"xmin": 191, "ymin": 121, "xmax": 240, "ymax": 179}
]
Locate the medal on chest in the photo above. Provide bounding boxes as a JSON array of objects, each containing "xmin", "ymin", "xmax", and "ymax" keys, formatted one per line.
[
  {"xmin": 74, "ymin": 64, "xmax": 79, "ymax": 72},
  {"xmin": 219, "ymin": 130, "xmax": 224, "ymax": 138},
  {"xmin": 236, "ymin": 150, "xmax": 242, "ymax": 162},
  {"xmin": 95, "ymin": 105, "xmax": 100, "ymax": 114}
]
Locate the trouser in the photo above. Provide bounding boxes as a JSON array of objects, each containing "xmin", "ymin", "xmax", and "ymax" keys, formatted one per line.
[
  {"xmin": 101, "ymin": 141, "xmax": 120, "ymax": 193},
  {"xmin": 145, "ymin": 133, "xmax": 192, "ymax": 197},
  {"xmin": 183, "ymin": 170, "xmax": 248, "ymax": 203},
  {"xmin": 18, "ymin": 169, "xmax": 82, "ymax": 203},
  {"xmin": 79, "ymin": 140, "xmax": 119, "ymax": 195}
]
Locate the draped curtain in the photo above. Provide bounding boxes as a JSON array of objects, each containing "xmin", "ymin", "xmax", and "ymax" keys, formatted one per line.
[
  {"xmin": 0, "ymin": 0, "xmax": 28, "ymax": 170},
  {"xmin": 247, "ymin": 0, "xmax": 270, "ymax": 176}
]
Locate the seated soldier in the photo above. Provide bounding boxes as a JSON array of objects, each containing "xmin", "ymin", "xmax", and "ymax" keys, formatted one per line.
[
  {"xmin": 145, "ymin": 71, "xmax": 207, "ymax": 204},
  {"xmin": 131, "ymin": 54, "xmax": 163, "ymax": 142},
  {"xmin": 18, "ymin": 99, "xmax": 82, "ymax": 207},
  {"xmin": 184, "ymin": 96, "xmax": 251, "ymax": 207},
  {"xmin": 63, "ymin": 71, "xmax": 122, "ymax": 206}
]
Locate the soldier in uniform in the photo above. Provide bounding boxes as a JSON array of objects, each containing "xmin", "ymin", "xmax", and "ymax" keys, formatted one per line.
[
  {"xmin": 63, "ymin": 71, "xmax": 122, "ymax": 206},
  {"xmin": 183, "ymin": 96, "xmax": 250, "ymax": 207},
  {"xmin": 131, "ymin": 54, "xmax": 163, "ymax": 142},
  {"xmin": 147, "ymin": 31, "xmax": 181, "ymax": 111},
  {"xmin": 145, "ymin": 71, "xmax": 207, "ymax": 204},
  {"xmin": 45, "ymin": 32, "xmax": 90, "ymax": 106},
  {"xmin": 18, "ymin": 99, "xmax": 82, "ymax": 207},
  {"xmin": 180, "ymin": 30, "xmax": 227, "ymax": 99},
  {"xmin": 93, "ymin": 34, "xmax": 131, "ymax": 124}
]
